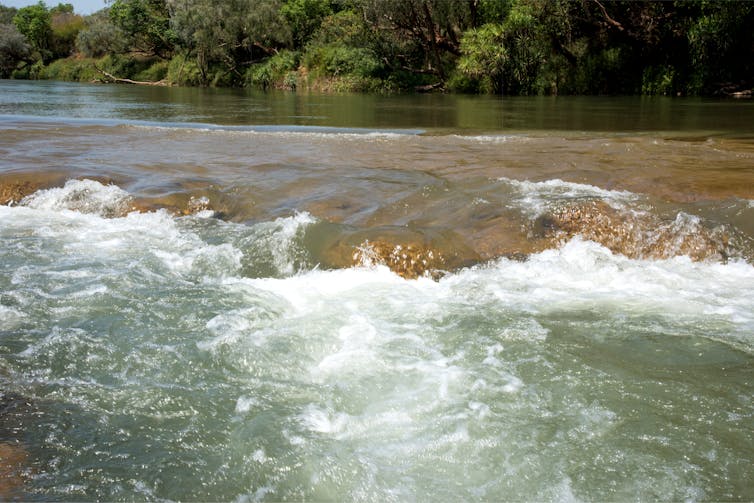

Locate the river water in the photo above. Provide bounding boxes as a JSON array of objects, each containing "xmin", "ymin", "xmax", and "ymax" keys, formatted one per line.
[{"xmin": 1, "ymin": 80, "xmax": 754, "ymax": 501}]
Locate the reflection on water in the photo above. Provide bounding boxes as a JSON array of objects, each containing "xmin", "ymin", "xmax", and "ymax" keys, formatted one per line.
[
  {"xmin": 1, "ymin": 80, "xmax": 754, "ymax": 501},
  {"xmin": 2, "ymin": 79, "xmax": 754, "ymax": 132}
]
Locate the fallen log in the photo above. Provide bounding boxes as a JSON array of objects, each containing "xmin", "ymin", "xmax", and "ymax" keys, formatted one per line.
[
  {"xmin": 415, "ymin": 82, "xmax": 443, "ymax": 93},
  {"xmin": 94, "ymin": 65, "xmax": 168, "ymax": 86}
]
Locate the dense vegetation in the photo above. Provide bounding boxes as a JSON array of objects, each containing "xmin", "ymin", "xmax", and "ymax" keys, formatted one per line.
[{"xmin": 1, "ymin": 0, "xmax": 752, "ymax": 95}]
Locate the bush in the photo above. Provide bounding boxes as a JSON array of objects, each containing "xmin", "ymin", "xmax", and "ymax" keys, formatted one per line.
[
  {"xmin": 642, "ymin": 65, "xmax": 677, "ymax": 95},
  {"xmin": 310, "ymin": 10, "xmax": 369, "ymax": 48},
  {"xmin": 166, "ymin": 53, "xmax": 203, "ymax": 86},
  {"xmin": 134, "ymin": 60, "xmax": 168, "ymax": 82},
  {"xmin": 245, "ymin": 50, "xmax": 300, "ymax": 90},
  {"xmin": 446, "ymin": 70, "xmax": 481, "ymax": 93},
  {"xmin": 302, "ymin": 44, "xmax": 382, "ymax": 78},
  {"xmin": 39, "ymin": 56, "xmax": 98, "ymax": 81},
  {"xmin": 96, "ymin": 53, "xmax": 153, "ymax": 80}
]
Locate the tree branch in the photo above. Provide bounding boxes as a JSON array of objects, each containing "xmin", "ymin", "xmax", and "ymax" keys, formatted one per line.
[
  {"xmin": 592, "ymin": 0, "xmax": 624, "ymax": 31},
  {"xmin": 94, "ymin": 64, "xmax": 168, "ymax": 86}
]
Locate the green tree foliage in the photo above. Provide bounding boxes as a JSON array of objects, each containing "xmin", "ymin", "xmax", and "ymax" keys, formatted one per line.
[
  {"xmin": 281, "ymin": 0, "xmax": 332, "ymax": 49},
  {"xmin": 50, "ymin": 2, "xmax": 73, "ymax": 14},
  {"xmin": 0, "ymin": 22, "xmax": 30, "ymax": 76},
  {"xmin": 2, "ymin": 0, "xmax": 751, "ymax": 94},
  {"xmin": 75, "ymin": 10, "xmax": 127, "ymax": 57},
  {"xmin": 456, "ymin": 23, "xmax": 506, "ymax": 93},
  {"xmin": 687, "ymin": 1, "xmax": 754, "ymax": 94},
  {"xmin": 359, "ymin": 0, "xmax": 475, "ymax": 80},
  {"xmin": 168, "ymin": 0, "xmax": 290, "ymax": 85},
  {"xmin": 0, "ymin": 5, "xmax": 17, "ymax": 24},
  {"xmin": 109, "ymin": 0, "xmax": 176, "ymax": 58},
  {"xmin": 13, "ymin": 1, "xmax": 52, "ymax": 61},
  {"xmin": 50, "ymin": 4, "xmax": 85, "ymax": 58}
]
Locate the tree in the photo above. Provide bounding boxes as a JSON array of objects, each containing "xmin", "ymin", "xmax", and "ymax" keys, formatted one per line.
[
  {"xmin": 13, "ymin": 1, "xmax": 52, "ymax": 61},
  {"xmin": 50, "ymin": 3, "xmax": 85, "ymax": 58},
  {"xmin": 50, "ymin": 2, "xmax": 73, "ymax": 15},
  {"xmin": 280, "ymin": 0, "xmax": 332, "ymax": 49},
  {"xmin": 358, "ymin": 0, "xmax": 476, "ymax": 79},
  {"xmin": 108, "ymin": 0, "xmax": 176, "ymax": 58},
  {"xmin": 687, "ymin": 1, "xmax": 754, "ymax": 94},
  {"xmin": 0, "ymin": 5, "xmax": 18, "ymax": 25},
  {"xmin": 456, "ymin": 1, "xmax": 548, "ymax": 94},
  {"xmin": 75, "ymin": 9, "xmax": 126, "ymax": 57},
  {"xmin": 0, "ymin": 23, "xmax": 30, "ymax": 76},
  {"xmin": 457, "ymin": 23, "xmax": 506, "ymax": 93},
  {"xmin": 168, "ymin": 0, "xmax": 290, "ymax": 85}
]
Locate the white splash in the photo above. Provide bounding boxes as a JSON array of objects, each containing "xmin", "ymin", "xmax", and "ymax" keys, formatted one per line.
[
  {"xmin": 502, "ymin": 177, "xmax": 638, "ymax": 216},
  {"xmin": 20, "ymin": 179, "xmax": 133, "ymax": 217}
]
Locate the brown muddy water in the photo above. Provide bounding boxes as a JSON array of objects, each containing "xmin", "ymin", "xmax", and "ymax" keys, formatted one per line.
[{"xmin": 1, "ymin": 80, "xmax": 754, "ymax": 501}]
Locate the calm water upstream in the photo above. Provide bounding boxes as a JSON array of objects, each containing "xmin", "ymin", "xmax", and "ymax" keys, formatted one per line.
[{"xmin": 1, "ymin": 79, "xmax": 754, "ymax": 501}]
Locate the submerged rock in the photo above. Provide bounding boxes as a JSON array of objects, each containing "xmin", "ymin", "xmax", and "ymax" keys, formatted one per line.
[
  {"xmin": 534, "ymin": 200, "xmax": 733, "ymax": 261},
  {"xmin": 3, "ymin": 177, "xmax": 225, "ymax": 219},
  {"xmin": 352, "ymin": 240, "xmax": 447, "ymax": 279},
  {"xmin": 0, "ymin": 391, "xmax": 36, "ymax": 500},
  {"xmin": 0, "ymin": 181, "xmax": 40, "ymax": 206},
  {"xmin": 128, "ymin": 194, "xmax": 216, "ymax": 217},
  {"xmin": 0, "ymin": 442, "xmax": 28, "ymax": 499},
  {"xmin": 313, "ymin": 225, "xmax": 481, "ymax": 280}
]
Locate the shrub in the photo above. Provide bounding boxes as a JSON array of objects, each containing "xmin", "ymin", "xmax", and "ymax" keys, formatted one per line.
[
  {"xmin": 39, "ymin": 56, "xmax": 98, "ymax": 81},
  {"xmin": 96, "ymin": 53, "xmax": 153, "ymax": 80},
  {"xmin": 642, "ymin": 65, "xmax": 677, "ymax": 95},
  {"xmin": 166, "ymin": 53, "xmax": 203, "ymax": 86},
  {"xmin": 302, "ymin": 44, "xmax": 382, "ymax": 78},
  {"xmin": 245, "ymin": 50, "xmax": 300, "ymax": 90},
  {"xmin": 134, "ymin": 60, "xmax": 168, "ymax": 82}
]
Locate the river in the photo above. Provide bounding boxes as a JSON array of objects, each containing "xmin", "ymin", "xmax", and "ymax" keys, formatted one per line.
[{"xmin": 1, "ymin": 80, "xmax": 753, "ymax": 501}]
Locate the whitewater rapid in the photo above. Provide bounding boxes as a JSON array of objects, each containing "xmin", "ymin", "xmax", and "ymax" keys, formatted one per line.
[{"xmin": 2, "ymin": 179, "xmax": 753, "ymax": 500}]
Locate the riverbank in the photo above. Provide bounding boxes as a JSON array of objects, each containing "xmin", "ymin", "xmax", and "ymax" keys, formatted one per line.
[
  {"xmin": 12, "ymin": 53, "xmax": 406, "ymax": 93},
  {"xmin": 3, "ymin": 2, "xmax": 753, "ymax": 96},
  {"xmin": 11, "ymin": 53, "xmax": 754, "ymax": 97}
]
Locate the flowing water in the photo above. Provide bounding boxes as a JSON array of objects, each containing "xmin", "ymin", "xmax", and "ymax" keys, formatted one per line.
[{"xmin": 1, "ymin": 80, "xmax": 754, "ymax": 501}]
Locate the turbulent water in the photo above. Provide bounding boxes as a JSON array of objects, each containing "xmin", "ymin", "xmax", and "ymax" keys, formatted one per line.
[{"xmin": 1, "ymin": 80, "xmax": 754, "ymax": 501}]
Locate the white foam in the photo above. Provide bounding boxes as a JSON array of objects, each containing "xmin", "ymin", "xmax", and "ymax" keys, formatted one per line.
[
  {"xmin": 238, "ymin": 211, "xmax": 316, "ymax": 277},
  {"xmin": 315, "ymin": 315, "xmax": 379, "ymax": 377},
  {"xmin": 244, "ymin": 266, "xmax": 404, "ymax": 313},
  {"xmin": 438, "ymin": 238, "xmax": 754, "ymax": 348},
  {"xmin": 223, "ymin": 235, "xmax": 754, "ymax": 354},
  {"xmin": 198, "ymin": 307, "xmax": 274, "ymax": 351},
  {"xmin": 269, "ymin": 212, "xmax": 315, "ymax": 275},
  {"xmin": 455, "ymin": 134, "xmax": 529, "ymax": 144},
  {"xmin": 251, "ymin": 449, "xmax": 267, "ymax": 464},
  {"xmin": 20, "ymin": 179, "xmax": 133, "ymax": 217},
  {"xmin": 4, "ymin": 194, "xmax": 244, "ymax": 285},
  {"xmin": 502, "ymin": 177, "xmax": 637, "ymax": 216},
  {"xmin": 130, "ymin": 124, "xmax": 418, "ymax": 141},
  {"xmin": 234, "ymin": 396, "xmax": 260, "ymax": 414},
  {"xmin": 300, "ymin": 405, "xmax": 350, "ymax": 435}
]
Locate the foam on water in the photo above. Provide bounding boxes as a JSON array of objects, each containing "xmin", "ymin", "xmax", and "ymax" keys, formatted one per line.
[
  {"xmin": 128, "ymin": 123, "xmax": 424, "ymax": 139},
  {"xmin": 454, "ymin": 134, "xmax": 531, "ymax": 144},
  {"xmin": 19, "ymin": 179, "xmax": 133, "ymax": 217},
  {"xmin": 459, "ymin": 238, "xmax": 754, "ymax": 322},
  {"xmin": 2, "ymin": 180, "xmax": 754, "ymax": 501},
  {"xmin": 502, "ymin": 177, "xmax": 638, "ymax": 216}
]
